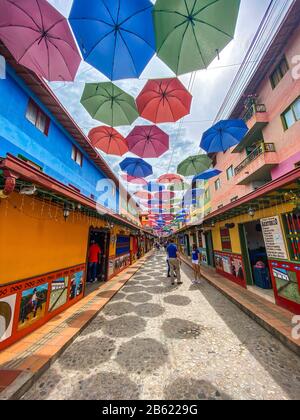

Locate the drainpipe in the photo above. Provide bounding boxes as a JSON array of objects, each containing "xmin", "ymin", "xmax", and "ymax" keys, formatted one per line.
[{"xmin": 0, "ymin": 170, "xmax": 18, "ymax": 199}]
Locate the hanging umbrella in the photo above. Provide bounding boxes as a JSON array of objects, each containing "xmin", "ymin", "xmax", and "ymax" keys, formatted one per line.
[
  {"xmin": 120, "ymin": 158, "xmax": 153, "ymax": 178},
  {"xmin": 69, "ymin": 0, "xmax": 155, "ymax": 81},
  {"xmin": 193, "ymin": 169, "xmax": 222, "ymax": 181},
  {"xmin": 143, "ymin": 182, "xmax": 165, "ymax": 192},
  {"xmin": 136, "ymin": 78, "xmax": 192, "ymax": 123},
  {"xmin": 200, "ymin": 120, "xmax": 248, "ymax": 153},
  {"xmin": 127, "ymin": 126, "xmax": 169, "ymax": 158},
  {"xmin": 154, "ymin": 191, "xmax": 175, "ymax": 200},
  {"xmin": 148, "ymin": 199, "xmax": 166, "ymax": 206},
  {"xmin": 157, "ymin": 173, "xmax": 183, "ymax": 184},
  {"xmin": 172, "ymin": 182, "xmax": 191, "ymax": 192},
  {"xmin": 134, "ymin": 191, "xmax": 153, "ymax": 200},
  {"xmin": 89, "ymin": 126, "xmax": 128, "ymax": 156},
  {"xmin": 0, "ymin": 0, "xmax": 81, "ymax": 81},
  {"xmin": 81, "ymin": 82, "xmax": 139, "ymax": 127},
  {"xmin": 153, "ymin": 0, "xmax": 241, "ymax": 75},
  {"xmin": 121, "ymin": 174, "xmax": 147, "ymax": 185},
  {"xmin": 177, "ymin": 155, "xmax": 212, "ymax": 177}
]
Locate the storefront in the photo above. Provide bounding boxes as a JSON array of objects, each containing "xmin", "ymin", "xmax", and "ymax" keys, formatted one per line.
[{"xmin": 204, "ymin": 171, "xmax": 300, "ymax": 314}]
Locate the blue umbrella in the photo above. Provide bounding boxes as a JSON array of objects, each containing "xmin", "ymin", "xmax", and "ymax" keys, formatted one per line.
[
  {"xmin": 148, "ymin": 199, "xmax": 166, "ymax": 206},
  {"xmin": 200, "ymin": 120, "xmax": 248, "ymax": 153},
  {"xmin": 69, "ymin": 0, "xmax": 155, "ymax": 81},
  {"xmin": 120, "ymin": 158, "xmax": 153, "ymax": 178},
  {"xmin": 193, "ymin": 169, "xmax": 222, "ymax": 181}
]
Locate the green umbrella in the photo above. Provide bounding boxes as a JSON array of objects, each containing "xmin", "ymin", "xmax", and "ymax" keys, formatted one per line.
[
  {"xmin": 154, "ymin": 0, "xmax": 241, "ymax": 75},
  {"xmin": 177, "ymin": 155, "xmax": 212, "ymax": 177},
  {"xmin": 81, "ymin": 82, "xmax": 139, "ymax": 127}
]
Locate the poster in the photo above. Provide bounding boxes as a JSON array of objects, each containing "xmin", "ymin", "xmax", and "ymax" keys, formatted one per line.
[
  {"xmin": 69, "ymin": 271, "xmax": 84, "ymax": 301},
  {"xmin": 114, "ymin": 254, "xmax": 131, "ymax": 273},
  {"xmin": 272, "ymin": 266, "xmax": 300, "ymax": 304},
  {"xmin": 0, "ymin": 294, "xmax": 16, "ymax": 343},
  {"xmin": 49, "ymin": 277, "xmax": 69, "ymax": 312},
  {"xmin": 215, "ymin": 252, "xmax": 245, "ymax": 285},
  {"xmin": 18, "ymin": 284, "xmax": 49, "ymax": 331},
  {"xmin": 261, "ymin": 216, "xmax": 288, "ymax": 260}
]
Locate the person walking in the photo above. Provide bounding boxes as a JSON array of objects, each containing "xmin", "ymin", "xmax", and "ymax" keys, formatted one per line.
[
  {"xmin": 88, "ymin": 240, "xmax": 101, "ymax": 283},
  {"xmin": 167, "ymin": 239, "xmax": 182, "ymax": 286},
  {"xmin": 191, "ymin": 244, "xmax": 202, "ymax": 285}
]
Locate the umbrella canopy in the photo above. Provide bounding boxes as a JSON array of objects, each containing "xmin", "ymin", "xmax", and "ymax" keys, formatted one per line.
[
  {"xmin": 127, "ymin": 126, "xmax": 169, "ymax": 158},
  {"xmin": 148, "ymin": 199, "xmax": 166, "ymax": 206},
  {"xmin": 153, "ymin": 0, "xmax": 241, "ymax": 75},
  {"xmin": 0, "ymin": 0, "xmax": 81, "ymax": 81},
  {"xmin": 177, "ymin": 155, "xmax": 212, "ymax": 177},
  {"xmin": 172, "ymin": 182, "xmax": 191, "ymax": 192},
  {"xmin": 134, "ymin": 191, "xmax": 153, "ymax": 200},
  {"xmin": 193, "ymin": 169, "xmax": 222, "ymax": 181},
  {"xmin": 89, "ymin": 126, "xmax": 128, "ymax": 156},
  {"xmin": 157, "ymin": 173, "xmax": 183, "ymax": 184},
  {"xmin": 81, "ymin": 82, "xmax": 139, "ymax": 127},
  {"xmin": 136, "ymin": 78, "xmax": 192, "ymax": 123},
  {"xmin": 120, "ymin": 158, "xmax": 153, "ymax": 178},
  {"xmin": 69, "ymin": 0, "xmax": 155, "ymax": 81},
  {"xmin": 154, "ymin": 191, "xmax": 175, "ymax": 200},
  {"xmin": 121, "ymin": 174, "xmax": 147, "ymax": 185},
  {"xmin": 201, "ymin": 119, "xmax": 248, "ymax": 153}
]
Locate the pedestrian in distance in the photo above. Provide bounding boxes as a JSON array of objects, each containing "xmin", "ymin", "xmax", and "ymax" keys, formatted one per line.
[
  {"xmin": 166, "ymin": 239, "xmax": 182, "ymax": 286},
  {"xmin": 88, "ymin": 240, "xmax": 101, "ymax": 283},
  {"xmin": 191, "ymin": 244, "xmax": 202, "ymax": 285}
]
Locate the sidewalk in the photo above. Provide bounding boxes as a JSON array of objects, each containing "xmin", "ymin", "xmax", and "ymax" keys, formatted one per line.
[
  {"xmin": 0, "ymin": 252, "xmax": 153, "ymax": 400},
  {"xmin": 180, "ymin": 254, "xmax": 300, "ymax": 357}
]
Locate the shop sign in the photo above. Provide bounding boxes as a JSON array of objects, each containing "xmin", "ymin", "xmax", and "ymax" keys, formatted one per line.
[{"xmin": 260, "ymin": 216, "xmax": 288, "ymax": 260}]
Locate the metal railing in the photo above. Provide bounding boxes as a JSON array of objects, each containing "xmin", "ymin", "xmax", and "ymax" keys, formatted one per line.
[
  {"xmin": 234, "ymin": 143, "xmax": 276, "ymax": 176},
  {"xmin": 242, "ymin": 103, "xmax": 267, "ymax": 122}
]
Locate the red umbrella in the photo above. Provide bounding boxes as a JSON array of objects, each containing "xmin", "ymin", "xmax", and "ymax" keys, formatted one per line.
[
  {"xmin": 0, "ymin": 0, "xmax": 81, "ymax": 81},
  {"xmin": 121, "ymin": 174, "xmax": 147, "ymax": 185},
  {"xmin": 157, "ymin": 173, "xmax": 183, "ymax": 184},
  {"xmin": 89, "ymin": 126, "xmax": 128, "ymax": 156},
  {"xmin": 136, "ymin": 78, "xmax": 192, "ymax": 124},
  {"xmin": 154, "ymin": 191, "xmax": 175, "ymax": 200},
  {"xmin": 127, "ymin": 126, "xmax": 169, "ymax": 158}
]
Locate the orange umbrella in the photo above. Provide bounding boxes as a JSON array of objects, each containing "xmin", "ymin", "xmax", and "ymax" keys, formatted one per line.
[
  {"xmin": 134, "ymin": 191, "xmax": 153, "ymax": 200},
  {"xmin": 89, "ymin": 126, "xmax": 128, "ymax": 156},
  {"xmin": 157, "ymin": 173, "xmax": 183, "ymax": 184}
]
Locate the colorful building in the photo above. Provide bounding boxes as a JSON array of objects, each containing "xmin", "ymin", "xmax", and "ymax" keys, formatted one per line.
[
  {"xmin": 177, "ymin": 1, "xmax": 300, "ymax": 314},
  {"xmin": 0, "ymin": 42, "xmax": 154, "ymax": 350}
]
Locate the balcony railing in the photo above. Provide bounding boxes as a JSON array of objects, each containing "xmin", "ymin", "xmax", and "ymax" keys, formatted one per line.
[
  {"xmin": 242, "ymin": 103, "xmax": 267, "ymax": 123},
  {"xmin": 234, "ymin": 143, "xmax": 276, "ymax": 176}
]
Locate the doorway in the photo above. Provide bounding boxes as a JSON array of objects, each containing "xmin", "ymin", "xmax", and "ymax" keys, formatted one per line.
[
  {"xmin": 205, "ymin": 231, "xmax": 215, "ymax": 267},
  {"xmin": 239, "ymin": 221, "xmax": 275, "ymax": 302},
  {"xmin": 86, "ymin": 228, "xmax": 110, "ymax": 288}
]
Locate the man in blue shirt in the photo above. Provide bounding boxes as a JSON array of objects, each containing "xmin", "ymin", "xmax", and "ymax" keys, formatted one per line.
[{"xmin": 167, "ymin": 239, "xmax": 182, "ymax": 286}]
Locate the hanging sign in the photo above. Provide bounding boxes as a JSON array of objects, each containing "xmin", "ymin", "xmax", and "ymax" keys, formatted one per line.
[{"xmin": 260, "ymin": 216, "xmax": 288, "ymax": 260}]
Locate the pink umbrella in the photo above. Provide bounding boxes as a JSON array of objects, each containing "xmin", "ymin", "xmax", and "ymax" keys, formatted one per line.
[
  {"xmin": 121, "ymin": 174, "xmax": 147, "ymax": 185},
  {"xmin": 127, "ymin": 126, "xmax": 169, "ymax": 158},
  {"xmin": 0, "ymin": 0, "xmax": 81, "ymax": 81},
  {"xmin": 134, "ymin": 191, "xmax": 153, "ymax": 200},
  {"xmin": 154, "ymin": 191, "xmax": 175, "ymax": 200},
  {"xmin": 157, "ymin": 174, "xmax": 183, "ymax": 184}
]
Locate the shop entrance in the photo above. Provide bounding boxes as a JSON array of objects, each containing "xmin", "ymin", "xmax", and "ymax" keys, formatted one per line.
[
  {"xmin": 204, "ymin": 231, "xmax": 215, "ymax": 267},
  {"xmin": 86, "ymin": 228, "xmax": 110, "ymax": 287},
  {"xmin": 239, "ymin": 221, "xmax": 275, "ymax": 302}
]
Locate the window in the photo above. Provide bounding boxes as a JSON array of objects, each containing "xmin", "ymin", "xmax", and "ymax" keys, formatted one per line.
[
  {"xmin": 226, "ymin": 165, "xmax": 234, "ymax": 180},
  {"xmin": 26, "ymin": 100, "xmax": 50, "ymax": 135},
  {"xmin": 270, "ymin": 57, "xmax": 289, "ymax": 89},
  {"xmin": 282, "ymin": 97, "xmax": 300, "ymax": 130},
  {"xmin": 215, "ymin": 179, "xmax": 221, "ymax": 191},
  {"xmin": 71, "ymin": 145, "xmax": 83, "ymax": 167},
  {"xmin": 220, "ymin": 228, "xmax": 232, "ymax": 252}
]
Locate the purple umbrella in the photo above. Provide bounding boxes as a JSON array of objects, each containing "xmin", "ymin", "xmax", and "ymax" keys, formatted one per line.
[
  {"xmin": 127, "ymin": 126, "xmax": 169, "ymax": 158},
  {"xmin": 0, "ymin": 0, "xmax": 81, "ymax": 81}
]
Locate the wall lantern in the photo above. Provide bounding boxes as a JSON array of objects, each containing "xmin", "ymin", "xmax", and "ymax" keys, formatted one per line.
[
  {"xmin": 211, "ymin": 220, "xmax": 215, "ymax": 227},
  {"xmin": 248, "ymin": 207, "xmax": 255, "ymax": 218},
  {"xmin": 63, "ymin": 205, "xmax": 70, "ymax": 221}
]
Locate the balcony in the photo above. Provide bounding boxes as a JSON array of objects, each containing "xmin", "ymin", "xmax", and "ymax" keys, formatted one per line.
[
  {"xmin": 232, "ymin": 103, "xmax": 269, "ymax": 153},
  {"xmin": 234, "ymin": 143, "xmax": 279, "ymax": 185}
]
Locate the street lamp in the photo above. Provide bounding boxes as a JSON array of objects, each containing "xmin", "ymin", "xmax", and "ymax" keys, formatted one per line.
[{"xmin": 248, "ymin": 207, "xmax": 255, "ymax": 218}]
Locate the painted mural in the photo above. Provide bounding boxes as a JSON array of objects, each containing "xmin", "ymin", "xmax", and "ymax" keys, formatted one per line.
[
  {"xmin": 18, "ymin": 284, "xmax": 49, "ymax": 331},
  {"xmin": 0, "ymin": 294, "xmax": 16, "ymax": 343},
  {"xmin": 49, "ymin": 277, "xmax": 69, "ymax": 312},
  {"xmin": 69, "ymin": 271, "xmax": 84, "ymax": 301},
  {"xmin": 215, "ymin": 251, "xmax": 246, "ymax": 287},
  {"xmin": 272, "ymin": 266, "xmax": 300, "ymax": 304}
]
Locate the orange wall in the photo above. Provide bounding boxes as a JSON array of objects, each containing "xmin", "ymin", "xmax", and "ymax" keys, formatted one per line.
[{"xmin": 0, "ymin": 193, "xmax": 107, "ymax": 284}]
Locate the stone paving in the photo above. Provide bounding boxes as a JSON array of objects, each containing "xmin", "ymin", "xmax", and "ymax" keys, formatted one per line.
[{"xmin": 23, "ymin": 252, "xmax": 300, "ymax": 400}]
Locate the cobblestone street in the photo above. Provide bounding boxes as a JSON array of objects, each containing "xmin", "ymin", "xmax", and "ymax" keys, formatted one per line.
[{"xmin": 23, "ymin": 252, "xmax": 300, "ymax": 400}]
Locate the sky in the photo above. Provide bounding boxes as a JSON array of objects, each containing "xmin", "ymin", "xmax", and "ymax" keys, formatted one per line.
[{"xmin": 48, "ymin": 0, "xmax": 271, "ymax": 188}]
